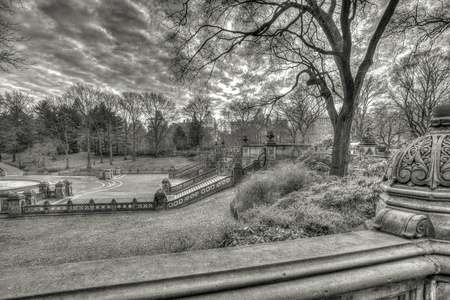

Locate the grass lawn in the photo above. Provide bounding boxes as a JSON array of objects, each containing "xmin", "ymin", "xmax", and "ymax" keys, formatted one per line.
[
  {"xmin": 0, "ymin": 187, "xmax": 235, "ymax": 270},
  {"xmin": 2, "ymin": 152, "xmax": 193, "ymax": 172}
]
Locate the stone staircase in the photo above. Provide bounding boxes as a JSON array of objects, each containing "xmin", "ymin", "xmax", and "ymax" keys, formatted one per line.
[
  {"xmin": 169, "ymin": 175, "xmax": 228, "ymax": 199},
  {"xmin": 164, "ymin": 175, "xmax": 233, "ymax": 209}
]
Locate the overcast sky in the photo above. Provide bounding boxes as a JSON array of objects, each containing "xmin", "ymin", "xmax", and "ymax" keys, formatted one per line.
[{"xmin": 1, "ymin": 0, "xmax": 240, "ymax": 113}]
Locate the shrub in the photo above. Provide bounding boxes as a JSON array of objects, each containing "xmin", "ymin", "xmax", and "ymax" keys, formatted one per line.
[
  {"xmin": 296, "ymin": 148, "xmax": 331, "ymax": 172},
  {"xmin": 234, "ymin": 163, "xmax": 311, "ymax": 212}
]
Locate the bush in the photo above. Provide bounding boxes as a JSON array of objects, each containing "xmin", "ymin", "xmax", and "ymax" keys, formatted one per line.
[
  {"xmin": 234, "ymin": 163, "xmax": 311, "ymax": 212},
  {"xmin": 233, "ymin": 173, "xmax": 379, "ymax": 239},
  {"xmin": 296, "ymin": 148, "xmax": 331, "ymax": 172}
]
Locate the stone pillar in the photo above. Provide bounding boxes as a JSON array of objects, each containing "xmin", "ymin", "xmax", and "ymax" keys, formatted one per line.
[
  {"xmin": 161, "ymin": 178, "xmax": 171, "ymax": 193},
  {"xmin": 115, "ymin": 167, "xmax": 121, "ymax": 175},
  {"xmin": 110, "ymin": 198, "xmax": 117, "ymax": 211},
  {"xmin": 89, "ymin": 199, "xmax": 95, "ymax": 212},
  {"xmin": 169, "ymin": 166, "xmax": 175, "ymax": 179},
  {"xmin": 23, "ymin": 190, "xmax": 36, "ymax": 205},
  {"xmin": 98, "ymin": 170, "xmax": 104, "ymax": 180},
  {"xmin": 131, "ymin": 197, "xmax": 138, "ymax": 210},
  {"xmin": 67, "ymin": 199, "xmax": 73, "ymax": 212},
  {"xmin": 55, "ymin": 181, "xmax": 65, "ymax": 200},
  {"xmin": 39, "ymin": 181, "xmax": 49, "ymax": 198},
  {"xmin": 104, "ymin": 169, "xmax": 112, "ymax": 179},
  {"xmin": 63, "ymin": 179, "xmax": 73, "ymax": 196},
  {"xmin": 7, "ymin": 193, "xmax": 26, "ymax": 216},
  {"xmin": 153, "ymin": 189, "xmax": 167, "ymax": 210},
  {"xmin": 233, "ymin": 162, "xmax": 243, "ymax": 184}
]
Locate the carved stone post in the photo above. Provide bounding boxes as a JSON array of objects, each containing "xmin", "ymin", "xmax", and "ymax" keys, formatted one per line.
[
  {"xmin": 153, "ymin": 189, "xmax": 167, "ymax": 210},
  {"xmin": 39, "ymin": 181, "xmax": 49, "ymax": 198},
  {"xmin": 131, "ymin": 197, "xmax": 138, "ymax": 210},
  {"xmin": 104, "ymin": 169, "xmax": 112, "ymax": 180},
  {"xmin": 169, "ymin": 166, "xmax": 175, "ymax": 179},
  {"xmin": 55, "ymin": 181, "xmax": 65, "ymax": 200},
  {"xmin": 63, "ymin": 179, "xmax": 73, "ymax": 196},
  {"xmin": 233, "ymin": 162, "xmax": 243, "ymax": 184},
  {"xmin": 161, "ymin": 178, "xmax": 171, "ymax": 193},
  {"xmin": 67, "ymin": 199, "xmax": 73, "ymax": 212},
  {"xmin": 111, "ymin": 198, "xmax": 117, "ymax": 211},
  {"xmin": 89, "ymin": 199, "xmax": 95, "ymax": 212},
  {"xmin": 23, "ymin": 190, "xmax": 36, "ymax": 205},
  {"xmin": 7, "ymin": 193, "xmax": 26, "ymax": 216}
]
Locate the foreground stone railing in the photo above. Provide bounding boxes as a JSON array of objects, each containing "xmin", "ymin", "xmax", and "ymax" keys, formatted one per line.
[
  {"xmin": 3, "ymin": 231, "xmax": 449, "ymax": 299},
  {"xmin": 167, "ymin": 168, "xmax": 218, "ymax": 194}
]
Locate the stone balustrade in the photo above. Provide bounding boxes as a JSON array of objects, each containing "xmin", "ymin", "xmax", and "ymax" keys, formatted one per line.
[
  {"xmin": 21, "ymin": 198, "xmax": 155, "ymax": 216},
  {"xmin": 167, "ymin": 168, "xmax": 218, "ymax": 194}
]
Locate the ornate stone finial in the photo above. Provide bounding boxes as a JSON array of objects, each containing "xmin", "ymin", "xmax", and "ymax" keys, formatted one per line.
[
  {"xmin": 266, "ymin": 131, "xmax": 276, "ymax": 145},
  {"xmin": 242, "ymin": 135, "xmax": 248, "ymax": 143},
  {"xmin": 377, "ymin": 105, "xmax": 450, "ymax": 240}
]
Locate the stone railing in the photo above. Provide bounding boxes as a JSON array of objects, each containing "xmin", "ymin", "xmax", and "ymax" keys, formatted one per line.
[
  {"xmin": 170, "ymin": 161, "xmax": 207, "ymax": 178},
  {"xmin": 120, "ymin": 168, "xmax": 168, "ymax": 174},
  {"xmin": 22, "ymin": 198, "xmax": 154, "ymax": 216},
  {"xmin": 169, "ymin": 168, "xmax": 218, "ymax": 194},
  {"xmin": 166, "ymin": 176, "xmax": 233, "ymax": 209},
  {"xmin": 4, "ymin": 231, "xmax": 450, "ymax": 299}
]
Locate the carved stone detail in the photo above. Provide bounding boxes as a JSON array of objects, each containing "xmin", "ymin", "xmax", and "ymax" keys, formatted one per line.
[
  {"xmin": 384, "ymin": 134, "xmax": 450, "ymax": 189},
  {"xmin": 373, "ymin": 208, "xmax": 428, "ymax": 239}
]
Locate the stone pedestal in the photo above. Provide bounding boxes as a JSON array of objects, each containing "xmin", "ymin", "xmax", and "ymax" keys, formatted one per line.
[
  {"xmin": 55, "ymin": 181, "xmax": 65, "ymax": 200},
  {"xmin": 104, "ymin": 169, "xmax": 112, "ymax": 180},
  {"xmin": 39, "ymin": 181, "xmax": 49, "ymax": 198},
  {"xmin": 375, "ymin": 105, "xmax": 450, "ymax": 241},
  {"xmin": 233, "ymin": 162, "xmax": 243, "ymax": 183},
  {"xmin": 161, "ymin": 178, "xmax": 171, "ymax": 193},
  {"xmin": 115, "ymin": 167, "xmax": 121, "ymax": 175},
  {"xmin": 168, "ymin": 166, "xmax": 175, "ymax": 179},
  {"xmin": 63, "ymin": 179, "xmax": 73, "ymax": 196},
  {"xmin": 7, "ymin": 193, "xmax": 26, "ymax": 216},
  {"xmin": 23, "ymin": 190, "xmax": 36, "ymax": 205},
  {"xmin": 153, "ymin": 189, "xmax": 167, "ymax": 210}
]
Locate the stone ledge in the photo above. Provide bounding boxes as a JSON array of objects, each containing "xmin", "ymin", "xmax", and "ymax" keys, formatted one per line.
[{"xmin": 0, "ymin": 231, "xmax": 431, "ymax": 300}]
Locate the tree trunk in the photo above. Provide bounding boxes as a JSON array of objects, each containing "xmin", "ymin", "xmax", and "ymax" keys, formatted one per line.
[
  {"xmin": 108, "ymin": 123, "xmax": 113, "ymax": 165},
  {"xmin": 97, "ymin": 130, "xmax": 103, "ymax": 164},
  {"xmin": 87, "ymin": 127, "xmax": 92, "ymax": 169},
  {"xmin": 132, "ymin": 122, "xmax": 136, "ymax": 161},
  {"xmin": 12, "ymin": 151, "xmax": 16, "ymax": 163},
  {"xmin": 329, "ymin": 115, "xmax": 353, "ymax": 176},
  {"xmin": 64, "ymin": 131, "xmax": 70, "ymax": 169}
]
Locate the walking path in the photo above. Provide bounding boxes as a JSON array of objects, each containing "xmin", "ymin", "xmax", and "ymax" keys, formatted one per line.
[{"xmin": 0, "ymin": 162, "xmax": 23, "ymax": 176}]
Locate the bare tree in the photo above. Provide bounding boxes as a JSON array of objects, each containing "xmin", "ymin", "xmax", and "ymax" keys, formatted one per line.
[
  {"xmin": 277, "ymin": 87, "xmax": 326, "ymax": 143},
  {"xmin": 389, "ymin": 48, "xmax": 450, "ymax": 137},
  {"xmin": 352, "ymin": 75, "xmax": 386, "ymax": 141},
  {"xmin": 141, "ymin": 92, "xmax": 178, "ymax": 156},
  {"xmin": 0, "ymin": 0, "xmax": 30, "ymax": 72},
  {"xmin": 221, "ymin": 99, "xmax": 266, "ymax": 145},
  {"xmin": 64, "ymin": 83, "xmax": 101, "ymax": 169},
  {"xmin": 101, "ymin": 92, "xmax": 120, "ymax": 165},
  {"xmin": 387, "ymin": 0, "xmax": 450, "ymax": 43},
  {"xmin": 161, "ymin": 0, "xmax": 401, "ymax": 176},
  {"xmin": 119, "ymin": 92, "xmax": 142, "ymax": 161},
  {"xmin": 371, "ymin": 103, "xmax": 408, "ymax": 151}
]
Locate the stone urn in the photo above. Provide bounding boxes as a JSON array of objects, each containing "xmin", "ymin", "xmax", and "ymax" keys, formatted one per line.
[{"xmin": 375, "ymin": 105, "xmax": 450, "ymax": 240}]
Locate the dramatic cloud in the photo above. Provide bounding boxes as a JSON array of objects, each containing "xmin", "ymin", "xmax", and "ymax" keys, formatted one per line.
[{"xmin": 0, "ymin": 0, "xmax": 243, "ymax": 113}]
